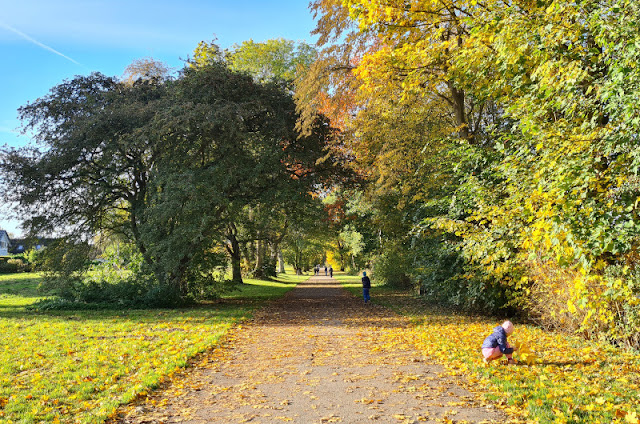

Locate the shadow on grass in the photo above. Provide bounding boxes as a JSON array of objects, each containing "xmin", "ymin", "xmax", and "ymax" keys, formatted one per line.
[
  {"xmin": 527, "ymin": 359, "xmax": 602, "ymax": 367},
  {"xmin": 0, "ymin": 275, "xmax": 300, "ymax": 321}
]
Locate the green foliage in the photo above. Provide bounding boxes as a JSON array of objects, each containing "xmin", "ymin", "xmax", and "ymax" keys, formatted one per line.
[
  {"xmin": 37, "ymin": 238, "xmax": 94, "ymax": 300},
  {"xmin": 0, "ymin": 251, "xmax": 40, "ymax": 274},
  {"xmin": 282, "ymin": 211, "xmax": 328, "ymax": 273},
  {"xmin": 25, "ymin": 249, "xmax": 41, "ymax": 270},
  {"xmin": 371, "ymin": 240, "xmax": 413, "ymax": 289},
  {"xmin": 190, "ymin": 39, "xmax": 224, "ymax": 68},
  {"xmin": 228, "ymin": 38, "xmax": 316, "ymax": 84},
  {"xmin": 0, "ymin": 257, "xmax": 29, "ymax": 274},
  {"xmin": 2, "ymin": 41, "xmax": 343, "ymax": 304},
  {"xmin": 603, "ymin": 266, "xmax": 640, "ymax": 349},
  {"xmin": 180, "ymin": 248, "xmax": 236, "ymax": 302},
  {"xmin": 33, "ymin": 242, "xmax": 236, "ymax": 309}
]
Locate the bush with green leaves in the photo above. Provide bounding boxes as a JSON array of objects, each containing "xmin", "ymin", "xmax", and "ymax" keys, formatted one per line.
[
  {"xmin": 0, "ymin": 258, "xmax": 29, "ymax": 273},
  {"xmin": 35, "ymin": 241, "xmax": 236, "ymax": 309},
  {"xmin": 371, "ymin": 240, "xmax": 414, "ymax": 289}
]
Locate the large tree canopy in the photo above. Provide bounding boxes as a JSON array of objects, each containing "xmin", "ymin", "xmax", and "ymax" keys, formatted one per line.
[{"xmin": 0, "ymin": 53, "xmax": 343, "ymax": 301}]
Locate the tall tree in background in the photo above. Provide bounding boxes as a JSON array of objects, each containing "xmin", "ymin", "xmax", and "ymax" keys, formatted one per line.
[
  {"xmin": 296, "ymin": 0, "xmax": 501, "ymax": 293},
  {"xmin": 189, "ymin": 38, "xmax": 345, "ymax": 279},
  {"xmin": 122, "ymin": 57, "xmax": 173, "ymax": 85}
]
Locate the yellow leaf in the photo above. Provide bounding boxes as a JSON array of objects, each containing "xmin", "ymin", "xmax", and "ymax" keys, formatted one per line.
[{"xmin": 626, "ymin": 411, "xmax": 640, "ymax": 424}]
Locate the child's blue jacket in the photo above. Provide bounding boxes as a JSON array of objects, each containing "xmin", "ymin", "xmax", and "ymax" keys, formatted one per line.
[{"xmin": 481, "ymin": 326, "xmax": 514, "ymax": 354}]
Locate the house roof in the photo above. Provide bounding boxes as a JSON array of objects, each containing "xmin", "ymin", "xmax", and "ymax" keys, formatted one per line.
[{"xmin": 0, "ymin": 230, "xmax": 10, "ymax": 242}]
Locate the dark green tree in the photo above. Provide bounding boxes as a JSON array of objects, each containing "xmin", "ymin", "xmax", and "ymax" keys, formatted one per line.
[{"xmin": 1, "ymin": 55, "xmax": 345, "ymax": 302}]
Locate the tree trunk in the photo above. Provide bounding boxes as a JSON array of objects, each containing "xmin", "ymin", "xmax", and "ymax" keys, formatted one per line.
[
  {"xmin": 278, "ymin": 249, "xmax": 285, "ymax": 274},
  {"xmin": 170, "ymin": 255, "xmax": 191, "ymax": 298},
  {"xmin": 253, "ymin": 234, "xmax": 265, "ymax": 278},
  {"xmin": 241, "ymin": 240, "xmax": 253, "ymax": 273},
  {"xmin": 448, "ymin": 81, "xmax": 471, "ymax": 141},
  {"xmin": 225, "ymin": 222, "xmax": 244, "ymax": 284},
  {"xmin": 229, "ymin": 237, "xmax": 243, "ymax": 284}
]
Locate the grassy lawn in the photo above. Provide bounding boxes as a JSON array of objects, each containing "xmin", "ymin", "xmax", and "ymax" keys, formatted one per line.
[
  {"xmin": 0, "ymin": 273, "xmax": 44, "ymax": 304},
  {"xmin": 0, "ymin": 271, "xmax": 303, "ymax": 423},
  {"xmin": 334, "ymin": 273, "xmax": 640, "ymax": 424}
]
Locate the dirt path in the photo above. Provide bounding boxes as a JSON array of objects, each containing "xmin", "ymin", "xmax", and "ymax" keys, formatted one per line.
[{"xmin": 116, "ymin": 276, "xmax": 507, "ymax": 423}]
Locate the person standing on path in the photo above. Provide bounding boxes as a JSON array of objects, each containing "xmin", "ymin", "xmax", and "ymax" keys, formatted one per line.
[
  {"xmin": 329, "ymin": 265, "xmax": 333, "ymax": 278},
  {"xmin": 362, "ymin": 271, "xmax": 371, "ymax": 304},
  {"xmin": 324, "ymin": 265, "xmax": 328, "ymax": 276}
]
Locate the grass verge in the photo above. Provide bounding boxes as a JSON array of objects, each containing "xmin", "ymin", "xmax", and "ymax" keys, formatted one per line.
[
  {"xmin": 334, "ymin": 273, "xmax": 640, "ymax": 424},
  {"xmin": 0, "ymin": 272, "xmax": 302, "ymax": 423}
]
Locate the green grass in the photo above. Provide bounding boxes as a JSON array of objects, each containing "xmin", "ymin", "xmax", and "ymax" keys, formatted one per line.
[
  {"xmin": 0, "ymin": 272, "xmax": 43, "ymax": 296},
  {"xmin": 230, "ymin": 270, "xmax": 308, "ymax": 300},
  {"xmin": 0, "ymin": 271, "xmax": 303, "ymax": 423}
]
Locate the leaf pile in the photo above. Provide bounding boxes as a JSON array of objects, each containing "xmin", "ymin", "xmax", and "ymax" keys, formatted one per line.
[{"xmin": 373, "ymin": 287, "xmax": 640, "ymax": 424}]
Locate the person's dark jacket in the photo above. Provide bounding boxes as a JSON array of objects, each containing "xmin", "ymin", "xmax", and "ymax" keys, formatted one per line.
[
  {"xmin": 481, "ymin": 325, "xmax": 514, "ymax": 354},
  {"xmin": 362, "ymin": 276, "xmax": 371, "ymax": 289}
]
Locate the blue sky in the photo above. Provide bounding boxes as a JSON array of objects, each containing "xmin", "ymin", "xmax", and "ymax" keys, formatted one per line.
[{"xmin": 0, "ymin": 0, "xmax": 319, "ymax": 236}]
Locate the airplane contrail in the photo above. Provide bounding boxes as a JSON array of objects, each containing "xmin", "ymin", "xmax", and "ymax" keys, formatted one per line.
[{"xmin": 0, "ymin": 21, "xmax": 82, "ymax": 66}]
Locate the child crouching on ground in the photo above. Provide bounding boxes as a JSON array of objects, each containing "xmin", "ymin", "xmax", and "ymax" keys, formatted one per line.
[{"xmin": 482, "ymin": 320, "xmax": 517, "ymax": 364}]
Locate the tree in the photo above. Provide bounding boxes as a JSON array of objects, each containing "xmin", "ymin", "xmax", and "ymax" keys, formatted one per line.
[
  {"xmin": 190, "ymin": 40, "xmax": 224, "ymax": 68},
  {"xmin": 450, "ymin": 0, "xmax": 640, "ymax": 334},
  {"xmin": 2, "ymin": 73, "xmax": 165, "ymax": 243},
  {"xmin": 0, "ymin": 52, "xmax": 345, "ymax": 301},
  {"xmin": 228, "ymin": 38, "xmax": 317, "ymax": 84},
  {"xmin": 281, "ymin": 198, "xmax": 329, "ymax": 273},
  {"xmin": 297, "ymin": 0, "xmax": 640, "ymax": 346},
  {"xmin": 191, "ymin": 38, "xmax": 346, "ymax": 280},
  {"xmin": 122, "ymin": 57, "xmax": 172, "ymax": 85}
]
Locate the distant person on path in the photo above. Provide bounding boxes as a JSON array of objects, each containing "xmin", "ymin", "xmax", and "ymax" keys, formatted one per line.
[
  {"xmin": 324, "ymin": 265, "xmax": 328, "ymax": 276},
  {"xmin": 481, "ymin": 321, "xmax": 517, "ymax": 365},
  {"xmin": 329, "ymin": 266, "xmax": 333, "ymax": 278},
  {"xmin": 361, "ymin": 271, "xmax": 371, "ymax": 304}
]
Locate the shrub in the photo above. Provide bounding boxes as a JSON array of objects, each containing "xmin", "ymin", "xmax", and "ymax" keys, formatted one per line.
[
  {"xmin": 0, "ymin": 258, "xmax": 30, "ymax": 273},
  {"xmin": 25, "ymin": 248, "xmax": 43, "ymax": 271},
  {"xmin": 522, "ymin": 258, "xmax": 640, "ymax": 350},
  {"xmin": 372, "ymin": 241, "xmax": 414, "ymax": 289},
  {"xmin": 37, "ymin": 239, "xmax": 94, "ymax": 298},
  {"xmin": 411, "ymin": 228, "xmax": 519, "ymax": 315},
  {"xmin": 34, "ymin": 241, "xmax": 237, "ymax": 309},
  {"xmin": 524, "ymin": 260, "xmax": 583, "ymax": 333}
]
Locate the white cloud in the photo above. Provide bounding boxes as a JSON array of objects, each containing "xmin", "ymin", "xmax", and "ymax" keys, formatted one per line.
[{"xmin": 0, "ymin": 1, "xmax": 215, "ymax": 50}]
